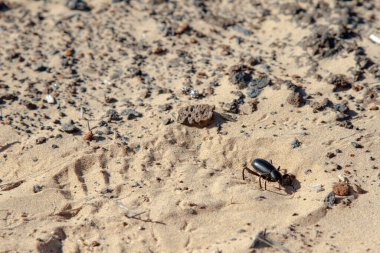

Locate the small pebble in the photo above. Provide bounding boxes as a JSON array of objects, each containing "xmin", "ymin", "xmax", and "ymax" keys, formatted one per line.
[
  {"xmin": 121, "ymin": 109, "xmax": 142, "ymax": 120},
  {"xmin": 36, "ymin": 137, "xmax": 47, "ymax": 145},
  {"xmin": 291, "ymin": 139, "xmax": 301, "ymax": 148},
  {"xmin": 351, "ymin": 142, "xmax": 363, "ymax": 148},
  {"xmin": 324, "ymin": 192, "xmax": 336, "ymax": 207},
  {"xmin": 61, "ymin": 120, "xmax": 78, "ymax": 133},
  {"xmin": 33, "ymin": 184, "xmax": 43, "ymax": 193}
]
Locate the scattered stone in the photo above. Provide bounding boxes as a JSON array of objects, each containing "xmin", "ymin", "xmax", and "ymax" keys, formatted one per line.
[
  {"xmin": 324, "ymin": 192, "xmax": 336, "ymax": 207},
  {"xmin": 291, "ymin": 139, "xmax": 301, "ymax": 148},
  {"xmin": 121, "ymin": 109, "xmax": 142, "ymax": 120},
  {"xmin": 105, "ymin": 96, "xmax": 117, "ymax": 103},
  {"xmin": 61, "ymin": 120, "xmax": 78, "ymax": 133},
  {"xmin": 250, "ymin": 76, "xmax": 271, "ymax": 89},
  {"xmin": 181, "ymin": 86, "xmax": 202, "ymax": 99},
  {"xmin": 0, "ymin": 1, "xmax": 9, "ymax": 12},
  {"xmin": 335, "ymin": 112, "xmax": 350, "ymax": 122},
  {"xmin": 287, "ymin": 91, "xmax": 304, "ymax": 107},
  {"xmin": 36, "ymin": 137, "xmax": 47, "ymax": 145},
  {"xmin": 65, "ymin": 0, "xmax": 91, "ymax": 11},
  {"xmin": 228, "ymin": 64, "xmax": 252, "ymax": 89},
  {"xmin": 351, "ymin": 142, "xmax": 363, "ymax": 149},
  {"xmin": 22, "ymin": 100, "xmax": 38, "ymax": 110},
  {"xmin": 177, "ymin": 104, "xmax": 215, "ymax": 127},
  {"xmin": 0, "ymin": 93, "xmax": 18, "ymax": 101},
  {"xmin": 326, "ymin": 74, "xmax": 351, "ymax": 92},
  {"xmin": 52, "ymin": 144, "xmax": 59, "ymax": 149},
  {"xmin": 332, "ymin": 182, "xmax": 349, "ymax": 196},
  {"xmin": 33, "ymin": 184, "xmax": 43, "ymax": 193},
  {"xmin": 91, "ymin": 241, "xmax": 100, "ymax": 247},
  {"xmin": 162, "ymin": 117, "xmax": 173, "ymax": 125},
  {"xmin": 247, "ymin": 87, "xmax": 261, "ymax": 98},
  {"xmin": 326, "ymin": 152, "xmax": 335, "ymax": 158},
  {"xmin": 45, "ymin": 94, "xmax": 56, "ymax": 104},
  {"xmin": 311, "ymin": 98, "xmax": 331, "ymax": 112},
  {"xmin": 36, "ymin": 237, "xmax": 63, "ymax": 253},
  {"xmin": 158, "ymin": 104, "xmax": 172, "ymax": 112},
  {"xmin": 303, "ymin": 27, "xmax": 345, "ymax": 58},
  {"xmin": 220, "ymin": 99, "xmax": 239, "ymax": 114},
  {"xmin": 231, "ymin": 25, "xmax": 253, "ymax": 36},
  {"xmin": 106, "ymin": 109, "xmax": 122, "ymax": 121},
  {"xmin": 334, "ymin": 103, "xmax": 349, "ymax": 113}
]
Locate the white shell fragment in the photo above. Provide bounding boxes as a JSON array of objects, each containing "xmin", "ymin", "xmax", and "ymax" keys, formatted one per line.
[
  {"xmin": 46, "ymin": 94, "xmax": 56, "ymax": 104},
  {"xmin": 369, "ymin": 34, "xmax": 380, "ymax": 44},
  {"xmin": 310, "ymin": 184, "xmax": 325, "ymax": 192}
]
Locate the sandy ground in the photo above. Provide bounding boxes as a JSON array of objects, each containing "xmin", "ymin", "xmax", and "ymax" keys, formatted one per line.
[{"xmin": 1, "ymin": 0, "xmax": 380, "ymax": 252}]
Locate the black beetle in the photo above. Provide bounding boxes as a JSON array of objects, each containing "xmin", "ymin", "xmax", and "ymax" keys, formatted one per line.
[{"xmin": 242, "ymin": 158, "xmax": 295, "ymax": 190}]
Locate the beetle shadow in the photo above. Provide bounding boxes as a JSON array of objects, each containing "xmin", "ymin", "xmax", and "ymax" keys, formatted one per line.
[{"xmin": 284, "ymin": 177, "xmax": 301, "ymax": 195}]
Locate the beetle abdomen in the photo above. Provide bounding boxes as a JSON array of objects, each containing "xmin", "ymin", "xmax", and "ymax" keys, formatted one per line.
[{"xmin": 252, "ymin": 158, "xmax": 276, "ymax": 174}]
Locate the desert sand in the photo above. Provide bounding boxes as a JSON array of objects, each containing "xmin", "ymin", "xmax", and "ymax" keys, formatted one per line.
[{"xmin": 1, "ymin": 0, "xmax": 380, "ymax": 252}]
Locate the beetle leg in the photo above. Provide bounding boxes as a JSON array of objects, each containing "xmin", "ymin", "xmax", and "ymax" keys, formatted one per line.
[
  {"xmin": 242, "ymin": 166, "xmax": 246, "ymax": 180},
  {"xmin": 277, "ymin": 166, "xmax": 281, "ymax": 172},
  {"xmin": 264, "ymin": 179, "xmax": 267, "ymax": 190},
  {"xmin": 259, "ymin": 176, "xmax": 262, "ymax": 189}
]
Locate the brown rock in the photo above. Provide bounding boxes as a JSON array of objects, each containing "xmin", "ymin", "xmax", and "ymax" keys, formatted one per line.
[
  {"xmin": 287, "ymin": 91, "xmax": 304, "ymax": 107},
  {"xmin": 332, "ymin": 182, "xmax": 350, "ymax": 196},
  {"xmin": 177, "ymin": 104, "xmax": 215, "ymax": 127},
  {"xmin": 326, "ymin": 74, "xmax": 351, "ymax": 92},
  {"xmin": 65, "ymin": 48, "xmax": 75, "ymax": 57},
  {"xmin": 310, "ymin": 98, "xmax": 331, "ymax": 112}
]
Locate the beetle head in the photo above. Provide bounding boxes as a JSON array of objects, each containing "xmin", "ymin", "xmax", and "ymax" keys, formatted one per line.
[{"xmin": 281, "ymin": 174, "xmax": 295, "ymax": 187}]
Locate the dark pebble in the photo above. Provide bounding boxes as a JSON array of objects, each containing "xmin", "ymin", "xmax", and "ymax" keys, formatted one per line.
[
  {"xmin": 52, "ymin": 144, "xmax": 59, "ymax": 149},
  {"xmin": 250, "ymin": 76, "xmax": 271, "ymax": 89},
  {"xmin": 162, "ymin": 117, "xmax": 173, "ymax": 125},
  {"xmin": 324, "ymin": 192, "xmax": 336, "ymax": 207},
  {"xmin": 334, "ymin": 103, "xmax": 349, "ymax": 113},
  {"xmin": 158, "ymin": 104, "xmax": 172, "ymax": 112},
  {"xmin": 106, "ymin": 109, "xmax": 122, "ymax": 121},
  {"xmin": 23, "ymin": 101, "xmax": 38, "ymax": 110},
  {"xmin": 121, "ymin": 109, "xmax": 142, "ymax": 120},
  {"xmin": 0, "ymin": 1, "xmax": 10, "ymax": 12},
  {"xmin": 36, "ymin": 137, "xmax": 47, "ymax": 145},
  {"xmin": 65, "ymin": 0, "xmax": 91, "ymax": 11},
  {"xmin": 247, "ymin": 87, "xmax": 261, "ymax": 98},
  {"xmin": 351, "ymin": 142, "xmax": 363, "ymax": 149},
  {"xmin": 33, "ymin": 184, "xmax": 43, "ymax": 193},
  {"xmin": 61, "ymin": 120, "xmax": 78, "ymax": 133},
  {"xmin": 326, "ymin": 152, "xmax": 335, "ymax": 158},
  {"xmin": 291, "ymin": 139, "xmax": 301, "ymax": 148}
]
